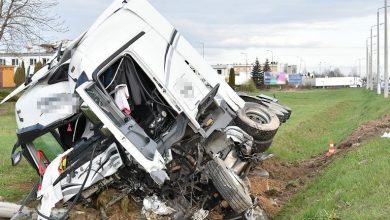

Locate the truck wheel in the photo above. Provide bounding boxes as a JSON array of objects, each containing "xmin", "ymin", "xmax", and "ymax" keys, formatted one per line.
[
  {"xmin": 206, "ymin": 158, "xmax": 253, "ymax": 214},
  {"xmin": 263, "ymin": 100, "xmax": 292, "ymax": 114},
  {"xmin": 252, "ymin": 138, "xmax": 273, "ymax": 153},
  {"xmin": 235, "ymin": 102, "xmax": 280, "ymax": 141},
  {"xmin": 262, "ymin": 102, "xmax": 291, "ymax": 120},
  {"xmin": 239, "ymin": 96, "xmax": 286, "ymax": 123}
]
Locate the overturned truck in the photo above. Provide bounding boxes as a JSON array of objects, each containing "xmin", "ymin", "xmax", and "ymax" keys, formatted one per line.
[{"xmin": 2, "ymin": 0, "xmax": 291, "ymax": 219}]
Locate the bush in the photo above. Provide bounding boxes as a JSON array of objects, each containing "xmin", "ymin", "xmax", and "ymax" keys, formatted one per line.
[
  {"xmin": 0, "ymin": 90, "xmax": 19, "ymax": 102},
  {"xmin": 13, "ymin": 66, "xmax": 25, "ymax": 86},
  {"xmin": 228, "ymin": 68, "xmax": 235, "ymax": 88},
  {"xmin": 238, "ymin": 80, "xmax": 257, "ymax": 92},
  {"xmin": 34, "ymin": 61, "xmax": 43, "ymax": 73}
]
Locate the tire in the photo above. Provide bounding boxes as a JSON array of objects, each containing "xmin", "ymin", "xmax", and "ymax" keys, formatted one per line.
[
  {"xmin": 239, "ymin": 96, "xmax": 286, "ymax": 123},
  {"xmin": 252, "ymin": 138, "xmax": 273, "ymax": 153},
  {"xmin": 235, "ymin": 102, "xmax": 280, "ymax": 141},
  {"xmin": 259, "ymin": 97, "xmax": 292, "ymax": 114},
  {"xmin": 262, "ymin": 102, "xmax": 291, "ymax": 121},
  {"xmin": 206, "ymin": 158, "xmax": 253, "ymax": 214}
]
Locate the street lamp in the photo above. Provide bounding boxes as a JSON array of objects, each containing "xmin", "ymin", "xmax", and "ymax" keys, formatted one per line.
[
  {"xmin": 266, "ymin": 50, "xmax": 274, "ymax": 63},
  {"xmin": 323, "ymin": 62, "xmax": 327, "ymax": 75},
  {"xmin": 370, "ymin": 24, "xmax": 384, "ymax": 90},
  {"xmin": 356, "ymin": 58, "xmax": 365, "ymax": 78},
  {"xmin": 377, "ymin": 11, "xmax": 381, "ymax": 94},
  {"xmin": 375, "ymin": 6, "xmax": 390, "ymax": 94},
  {"xmin": 241, "ymin": 52, "xmax": 248, "ymax": 79},
  {"xmin": 199, "ymin": 42, "xmax": 205, "ymax": 59},
  {"xmin": 319, "ymin": 62, "xmax": 322, "ymax": 75},
  {"xmin": 383, "ymin": 0, "xmax": 389, "ymax": 97},
  {"xmin": 297, "ymin": 56, "xmax": 305, "ymax": 74},
  {"xmin": 366, "ymin": 37, "xmax": 371, "ymax": 89}
]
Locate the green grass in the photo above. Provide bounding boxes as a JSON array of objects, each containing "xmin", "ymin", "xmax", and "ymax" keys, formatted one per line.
[
  {"xmin": 1, "ymin": 87, "xmax": 390, "ymax": 218},
  {"xmin": 261, "ymin": 89, "xmax": 390, "ymax": 161},
  {"xmin": 0, "ymin": 91, "xmax": 62, "ymax": 201},
  {"xmin": 275, "ymin": 137, "xmax": 390, "ymax": 220},
  {"xmin": 0, "ymin": 102, "xmax": 35, "ymax": 201}
]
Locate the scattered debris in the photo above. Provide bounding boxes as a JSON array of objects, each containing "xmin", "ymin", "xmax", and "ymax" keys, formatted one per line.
[
  {"xmin": 142, "ymin": 195, "xmax": 175, "ymax": 216},
  {"xmin": 0, "ymin": 202, "xmax": 68, "ymax": 219},
  {"xmin": 325, "ymin": 141, "xmax": 336, "ymax": 157},
  {"xmin": 191, "ymin": 209, "xmax": 209, "ymax": 220},
  {"xmin": 382, "ymin": 132, "xmax": 390, "ymax": 138},
  {"xmin": 248, "ymin": 114, "xmax": 390, "ymax": 217}
]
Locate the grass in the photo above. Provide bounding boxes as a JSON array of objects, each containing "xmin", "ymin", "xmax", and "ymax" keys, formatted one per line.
[
  {"xmin": 0, "ymin": 102, "xmax": 36, "ymax": 201},
  {"xmin": 275, "ymin": 137, "xmax": 390, "ymax": 220},
  {"xmin": 1, "ymin": 87, "xmax": 390, "ymax": 220},
  {"xmin": 260, "ymin": 88, "xmax": 390, "ymax": 161},
  {"xmin": 0, "ymin": 91, "xmax": 62, "ymax": 201}
]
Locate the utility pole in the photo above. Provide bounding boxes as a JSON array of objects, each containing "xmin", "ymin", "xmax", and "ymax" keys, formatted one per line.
[
  {"xmin": 367, "ymin": 38, "xmax": 370, "ymax": 89},
  {"xmin": 241, "ymin": 52, "xmax": 248, "ymax": 80},
  {"xmin": 370, "ymin": 27, "xmax": 374, "ymax": 90},
  {"xmin": 199, "ymin": 42, "xmax": 205, "ymax": 59},
  {"xmin": 385, "ymin": 0, "xmax": 389, "ymax": 98},
  {"xmin": 378, "ymin": 11, "xmax": 382, "ymax": 95},
  {"xmin": 319, "ymin": 62, "xmax": 322, "ymax": 75},
  {"xmin": 266, "ymin": 50, "xmax": 274, "ymax": 63}
]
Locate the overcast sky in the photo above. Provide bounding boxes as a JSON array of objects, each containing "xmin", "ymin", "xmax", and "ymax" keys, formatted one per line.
[{"xmin": 51, "ymin": 0, "xmax": 383, "ymax": 74}]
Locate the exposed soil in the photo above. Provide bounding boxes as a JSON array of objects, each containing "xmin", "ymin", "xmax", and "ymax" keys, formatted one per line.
[
  {"xmin": 8, "ymin": 181, "xmax": 35, "ymax": 191},
  {"xmin": 249, "ymin": 114, "xmax": 390, "ymax": 218},
  {"xmin": 6, "ymin": 115, "xmax": 390, "ymax": 220}
]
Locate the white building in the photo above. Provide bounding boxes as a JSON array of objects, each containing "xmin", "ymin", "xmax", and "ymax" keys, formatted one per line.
[
  {"xmin": 212, "ymin": 62, "xmax": 280, "ymax": 85},
  {"xmin": 0, "ymin": 40, "xmax": 70, "ymax": 72},
  {"xmin": 0, "ymin": 52, "xmax": 52, "ymax": 69}
]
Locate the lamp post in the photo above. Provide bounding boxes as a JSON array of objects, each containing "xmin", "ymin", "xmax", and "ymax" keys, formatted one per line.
[
  {"xmin": 199, "ymin": 42, "xmax": 205, "ymax": 59},
  {"xmin": 319, "ymin": 62, "xmax": 322, "ymax": 75},
  {"xmin": 366, "ymin": 37, "xmax": 370, "ymax": 89},
  {"xmin": 377, "ymin": 6, "xmax": 390, "ymax": 95},
  {"xmin": 297, "ymin": 56, "xmax": 303, "ymax": 74},
  {"xmin": 266, "ymin": 50, "xmax": 274, "ymax": 63},
  {"xmin": 376, "ymin": 9, "xmax": 381, "ymax": 95},
  {"xmin": 370, "ymin": 26, "xmax": 374, "ymax": 90},
  {"xmin": 385, "ymin": 0, "xmax": 389, "ymax": 98},
  {"xmin": 323, "ymin": 62, "xmax": 327, "ymax": 76},
  {"xmin": 370, "ymin": 25, "xmax": 381, "ymax": 91},
  {"xmin": 370, "ymin": 23, "xmax": 384, "ymax": 91},
  {"xmin": 241, "ymin": 52, "xmax": 248, "ymax": 79},
  {"xmin": 356, "ymin": 58, "xmax": 364, "ymax": 78}
]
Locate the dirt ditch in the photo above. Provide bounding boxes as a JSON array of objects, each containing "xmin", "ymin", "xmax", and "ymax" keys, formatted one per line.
[
  {"xmin": 9, "ymin": 115, "xmax": 390, "ymax": 220},
  {"xmin": 249, "ymin": 114, "xmax": 390, "ymax": 218}
]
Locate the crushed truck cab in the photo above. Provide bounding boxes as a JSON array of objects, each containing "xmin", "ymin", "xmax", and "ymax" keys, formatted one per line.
[{"xmin": 3, "ymin": 1, "xmax": 292, "ymax": 219}]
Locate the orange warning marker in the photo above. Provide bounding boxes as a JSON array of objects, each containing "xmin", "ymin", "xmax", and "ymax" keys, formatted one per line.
[{"xmin": 325, "ymin": 140, "xmax": 336, "ymax": 157}]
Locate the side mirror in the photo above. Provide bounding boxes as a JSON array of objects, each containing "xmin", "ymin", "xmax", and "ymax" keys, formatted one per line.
[{"xmin": 11, "ymin": 151, "xmax": 23, "ymax": 166}]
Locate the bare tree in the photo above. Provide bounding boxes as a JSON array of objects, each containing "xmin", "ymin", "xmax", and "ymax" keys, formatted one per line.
[{"xmin": 0, "ymin": 0, "xmax": 66, "ymax": 51}]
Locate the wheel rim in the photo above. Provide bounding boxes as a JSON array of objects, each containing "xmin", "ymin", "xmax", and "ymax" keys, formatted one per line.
[{"xmin": 246, "ymin": 109, "xmax": 269, "ymax": 124}]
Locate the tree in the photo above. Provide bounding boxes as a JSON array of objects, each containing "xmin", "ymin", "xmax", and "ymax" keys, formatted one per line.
[
  {"xmin": 14, "ymin": 65, "xmax": 25, "ymax": 86},
  {"xmin": 325, "ymin": 68, "xmax": 344, "ymax": 77},
  {"xmin": 0, "ymin": 0, "xmax": 66, "ymax": 50},
  {"xmin": 228, "ymin": 68, "xmax": 235, "ymax": 88},
  {"xmin": 251, "ymin": 58, "xmax": 264, "ymax": 88},
  {"xmin": 263, "ymin": 58, "xmax": 271, "ymax": 72},
  {"xmin": 21, "ymin": 60, "xmax": 25, "ymax": 76},
  {"xmin": 34, "ymin": 61, "xmax": 43, "ymax": 73}
]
